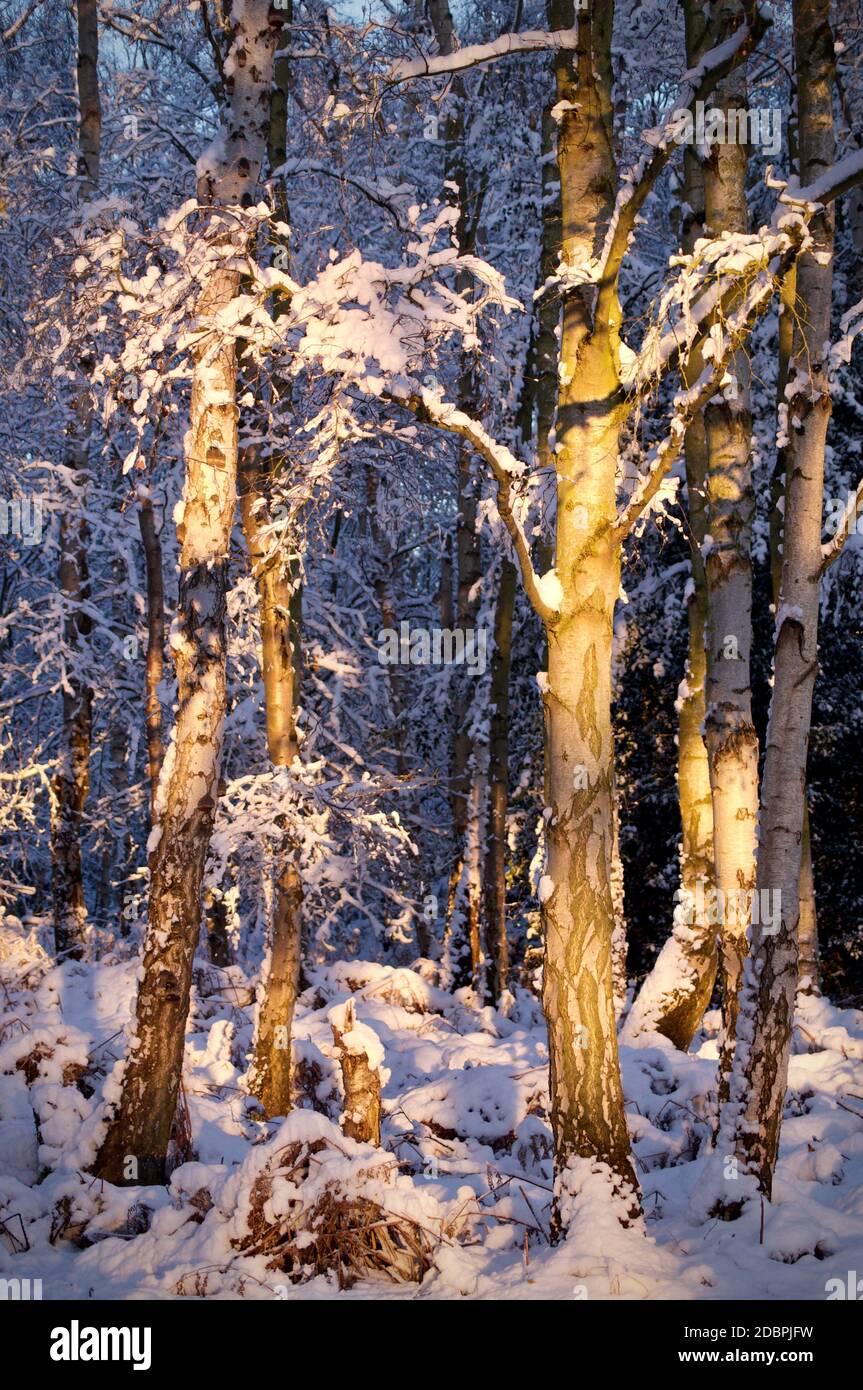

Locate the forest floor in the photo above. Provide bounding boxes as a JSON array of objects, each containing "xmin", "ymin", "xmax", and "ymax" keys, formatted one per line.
[{"xmin": 1, "ymin": 920, "xmax": 862, "ymax": 1301}]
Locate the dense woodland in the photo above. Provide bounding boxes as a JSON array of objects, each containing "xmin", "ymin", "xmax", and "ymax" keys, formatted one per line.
[{"xmin": 0, "ymin": 0, "xmax": 862, "ymax": 1303}]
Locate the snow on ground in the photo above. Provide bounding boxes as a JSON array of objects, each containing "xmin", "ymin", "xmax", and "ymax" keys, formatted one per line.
[{"xmin": 1, "ymin": 920, "xmax": 862, "ymax": 1301}]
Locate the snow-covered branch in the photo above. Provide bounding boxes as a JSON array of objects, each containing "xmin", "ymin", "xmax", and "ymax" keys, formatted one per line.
[
  {"xmin": 615, "ymin": 230, "xmax": 802, "ymax": 539},
  {"xmin": 387, "ymin": 382, "xmax": 557, "ymax": 625},
  {"xmin": 388, "ymin": 27, "xmax": 579, "ymax": 84},
  {"xmin": 622, "ymin": 224, "xmax": 807, "ymax": 404},
  {"xmin": 784, "ymin": 147, "xmax": 863, "ymax": 210},
  {"xmin": 624, "ymin": 151, "xmax": 863, "ymax": 405},
  {"xmin": 594, "ymin": 3, "xmax": 770, "ymax": 328}
]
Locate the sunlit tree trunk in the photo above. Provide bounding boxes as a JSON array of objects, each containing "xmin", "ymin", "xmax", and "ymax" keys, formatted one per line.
[
  {"xmin": 699, "ymin": 53, "xmax": 759, "ymax": 1099},
  {"xmin": 626, "ymin": 36, "xmax": 717, "ymax": 1047},
  {"xmin": 771, "ymin": 255, "xmax": 820, "ymax": 996},
  {"xmin": 241, "ymin": 17, "xmax": 304, "ymax": 1119},
  {"xmin": 52, "ymin": 0, "xmax": 101, "ymax": 961},
  {"xmin": 240, "ymin": 437, "xmax": 303, "ymax": 1116},
  {"xmin": 541, "ymin": 0, "xmax": 639, "ymax": 1220},
  {"xmin": 717, "ymin": 0, "xmax": 835, "ymax": 1202},
  {"xmin": 95, "ymin": 1, "xmax": 279, "ymax": 1184}
]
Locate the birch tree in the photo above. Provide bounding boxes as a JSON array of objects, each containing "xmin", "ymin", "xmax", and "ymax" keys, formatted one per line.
[
  {"xmin": 240, "ymin": 16, "xmax": 306, "ymax": 1120},
  {"xmin": 384, "ymin": 0, "xmax": 778, "ymax": 1221},
  {"xmin": 714, "ymin": 0, "xmax": 852, "ymax": 1203},
  {"xmin": 698, "ymin": 13, "xmax": 759, "ymax": 1099},
  {"xmin": 95, "ymin": 0, "xmax": 280, "ymax": 1184},
  {"xmin": 623, "ymin": 0, "xmax": 716, "ymax": 1050}
]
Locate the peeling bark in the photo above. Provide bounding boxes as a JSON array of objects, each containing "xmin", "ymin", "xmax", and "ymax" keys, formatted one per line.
[
  {"xmin": 717, "ymin": 0, "xmax": 835, "ymax": 1201},
  {"xmin": 94, "ymin": 1, "xmax": 280, "ymax": 1185},
  {"xmin": 698, "ymin": 46, "xmax": 759, "ymax": 1098},
  {"xmin": 542, "ymin": 0, "xmax": 639, "ymax": 1221}
]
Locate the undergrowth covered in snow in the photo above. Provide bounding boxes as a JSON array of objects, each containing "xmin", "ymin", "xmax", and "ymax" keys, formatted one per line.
[{"xmin": 1, "ymin": 920, "xmax": 861, "ymax": 1300}]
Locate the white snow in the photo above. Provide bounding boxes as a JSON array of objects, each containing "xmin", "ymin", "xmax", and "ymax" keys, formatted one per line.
[
  {"xmin": 2, "ymin": 925, "xmax": 862, "ymax": 1300},
  {"xmin": 535, "ymin": 569, "xmax": 564, "ymax": 613}
]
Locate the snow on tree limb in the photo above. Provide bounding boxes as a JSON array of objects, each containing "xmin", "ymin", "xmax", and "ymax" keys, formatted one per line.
[
  {"xmin": 819, "ymin": 297, "xmax": 863, "ymax": 571},
  {"xmin": 386, "ymin": 382, "xmax": 556, "ymax": 624},
  {"xmin": 388, "ymin": 27, "xmax": 580, "ymax": 84},
  {"xmin": 784, "ymin": 147, "xmax": 863, "ymax": 209},
  {"xmin": 622, "ymin": 226, "xmax": 803, "ymax": 404},
  {"xmin": 593, "ymin": 3, "xmax": 770, "ymax": 327},
  {"xmin": 615, "ymin": 233, "xmax": 802, "ymax": 539},
  {"xmin": 622, "ymin": 141, "xmax": 863, "ymax": 406}
]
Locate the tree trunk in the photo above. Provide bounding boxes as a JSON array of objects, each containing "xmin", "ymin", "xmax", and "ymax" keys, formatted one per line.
[
  {"xmin": 483, "ymin": 556, "xmax": 516, "ymax": 1002},
  {"xmin": 138, "ymin": 490, "xmax": 165, "ymax": 819},
  {"xmin": 716, "ymin": 0, "xmax": 835, "ymax": 1203},
  {"xmin": 331, "ymin": 1000, "xmax": 382, "ymax": 1146},
  {"xmin": 240, "ymin": 444, "xmax": 304, "ymax": 1119},
  {"xmin": 427, "ymin": 0, "xmax": 486, "ymax": 991},
  {"xmin": 771, "ymin": 252, "xmax": 820, "ymax": 997},
  {"xmin": 541, "ymin": 0, "xmax": 639, "ymax": 1221},
  {"xmin": 51, "ymin": 0, "xmax": 102, "ymax": 961},
  {"xmin": 699, "ymin": 58, "xmax": 759, "ymax": 1100},
  {"xmin": 626, "ymin": 49, "xmax": 717, "ymax": 1047},
  {"xmin": 797, "ymin": 801, "xmax": 820, "ymax": 993},
  {"xmin": 94, "ymin": 2, "xmax": 279, "ymax": 1185},
  {"xmin": 203, "ymin": 883, "xmax": 232, "ymax": 968},
  {"xmin": 242, "ymin": 17, "xmax": 304, "ymax": 1120},
  {"xmin": 94, "ymin": 710, "xmax": 130, "ymax": 927}
]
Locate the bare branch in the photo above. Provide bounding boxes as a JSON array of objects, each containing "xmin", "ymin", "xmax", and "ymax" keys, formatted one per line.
[
  {"xmin": 386, "ymin": 384, "xmax": 556, "ymax": 624},
  {"xmin": 2, "ymin": 0, "xmax": 46, "ymax": 43}
]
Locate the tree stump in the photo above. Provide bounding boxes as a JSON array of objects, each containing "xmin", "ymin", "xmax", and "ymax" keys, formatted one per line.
[{"xmin": 330, "ymin": 1000, "xmax": 382, "ymax": 1146}]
